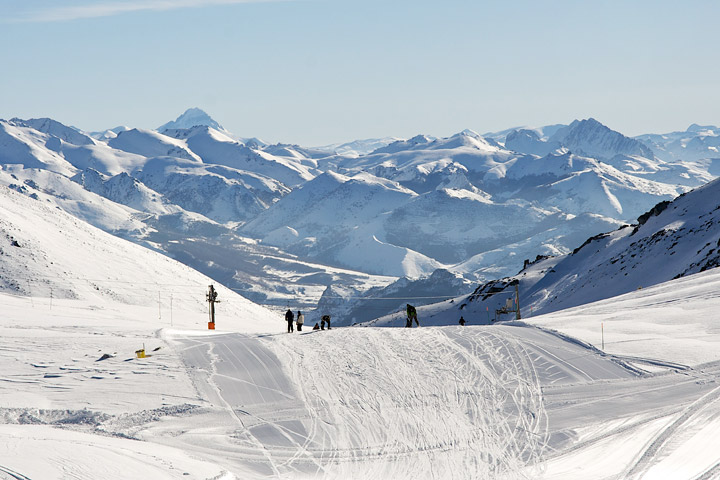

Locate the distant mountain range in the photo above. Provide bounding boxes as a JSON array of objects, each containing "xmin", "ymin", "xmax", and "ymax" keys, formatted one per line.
[
  {"xmin": 1, "ymin": 108, "xmax": 719, "ymax": 322},
  {"xmin": 371, "ymin": 174, "xmax": 720, "ymax": 328}
]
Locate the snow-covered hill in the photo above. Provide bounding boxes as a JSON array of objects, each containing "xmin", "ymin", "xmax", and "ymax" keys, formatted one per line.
[
  {"xmin": 0, "ymin": 182, "xmax": 274, "ymax": 328},
  {"xmin": 384, "ymin": 175, "xmax": 720, "ymax": 330}
]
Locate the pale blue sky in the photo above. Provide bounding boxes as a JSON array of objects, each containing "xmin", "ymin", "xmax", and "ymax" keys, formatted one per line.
[{"xmin": 1, "ymin": 0, "xmax": 718, "ymax": 145}]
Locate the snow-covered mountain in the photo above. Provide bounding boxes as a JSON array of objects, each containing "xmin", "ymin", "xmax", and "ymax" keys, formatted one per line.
[
  {"xmin": 2, "ymin": 112, "xmax": 720, "ymax": 316},
  {"xmin": 383, "ymin": 175, "xmax": 720, "ymax": 328},
  {"xmin": 157, "ymin": 107, "xmax": 229, "ymax": 135},
  {"xmin": 636, "ymin": 123, "xmax": 720, "ymax": 163},
  {"xmin": 0, "ymin": 180, "xmax": 273, "ymax": 325},
  {"xmin": 549, "ymin": 118, "xmax": 655, "ymax": 160},
  {"xmin": 313, "ymin": 136, "xmax": 404, "ymax": 156}
]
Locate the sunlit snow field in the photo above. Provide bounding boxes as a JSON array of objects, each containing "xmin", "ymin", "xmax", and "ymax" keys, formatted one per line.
[{"xmin": 1, "ymin": 266, "xmax": 719, "ymax": 479}]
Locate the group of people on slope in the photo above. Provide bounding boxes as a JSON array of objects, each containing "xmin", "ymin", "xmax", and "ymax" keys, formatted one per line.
[
  {"xmin": 285, "ymin": 310, "xmax": 331, "ymax": 333},
  {"xmin": 285, "ymin": 305, "xmax": 466, "ymax": 332}
]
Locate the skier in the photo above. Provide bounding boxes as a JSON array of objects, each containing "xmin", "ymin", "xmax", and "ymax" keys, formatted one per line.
[
  {"xmin": 459, "ymin": 316, "xmax": 466, "ymax": 326},
  {"xmin": 285, "ymin": 309, "xmax": 294, "ymax": 333},
  {"xmin": 296, "ymin": 311, "xmax": 304, "ymax": 332},
  {"xmin": 321, "ymin": 314, "xmax": 331, "ymax": 330},
  {"xmin": 406, "ymin": 304, "xmax": 419, "ymax": 328}
]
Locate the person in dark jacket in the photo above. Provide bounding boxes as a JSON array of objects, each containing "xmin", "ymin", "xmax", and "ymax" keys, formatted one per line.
[
  {"xmin": 285, "ymin": 309, "xmax": 294, "ymax": 333},
  {"xmin": 459, "ymin": 316, "xmax": 466, "ymax": 326},
  {"xmin": 321, "ymin": 314, "xmax": 331, "ymax": 330},
  {"xmin": 406, "ymin": 304, "xmax": 419, "ymax": 327}
]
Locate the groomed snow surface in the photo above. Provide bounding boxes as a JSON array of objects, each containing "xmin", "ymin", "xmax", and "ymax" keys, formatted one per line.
[{"xmin": 2, "ymin": 266, "xmax": 720, "ymax": 479}]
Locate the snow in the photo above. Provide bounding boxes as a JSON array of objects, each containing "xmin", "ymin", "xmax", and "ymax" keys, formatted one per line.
[
  {"xmin": 4, "ymin": 112, "xmax": 720, "ymax": 478},
  {"xmin": 526, "ymin": 267, "xmax": 720, "ymax": 366},
  {"xmin": 2, "ymin": 174, "xmax": 720, "ymax": 478},
  {"xmin": 3, "ymin": 113, "xmax": 719, "ymax": 306},
  {"xmin": 4, "ymin": 272, "xmax": 720, "ymax": 479}
]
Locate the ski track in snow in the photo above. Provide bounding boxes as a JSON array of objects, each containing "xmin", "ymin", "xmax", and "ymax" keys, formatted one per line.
[
  {"xmin": 0, "ymin": 465, "xmax": 32, "ymax": 480},
  {"xmin": 623, "ymin": 384, "xmax": 720, "ymax": 480},
  {"xmin": 267, "ymin": 327, "xmax": 549, "ymax": 479},
  {"xmin": 164, "ymin": 325, "xmax": 644, "ymax": 479},
  {"xmin": 159, "ymin": 326, "xmax": 676, "ymax": 479}
]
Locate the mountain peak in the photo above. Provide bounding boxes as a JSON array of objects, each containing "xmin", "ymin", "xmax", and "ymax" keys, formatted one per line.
[
  {"xmin": 686, "ymin": 123, "xmax": 718, "ymax": 133},
  {"xmin": 550, "ymin": 118, "xmax": 654, "ymax": 159},
  {"xmin": 157, "ymin": 108, "xmax": 228, "ymax": 134}
]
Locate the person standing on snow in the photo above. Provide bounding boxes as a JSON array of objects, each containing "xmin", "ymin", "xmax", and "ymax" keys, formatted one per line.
[
  {"xmin": 285, "ymin": 309, "xmax": 294, "ymax": 333},
  {"xmin": 296, "ymin": 311, "xmax": 304, "ymax": 332},
  {"xmin": 406, "ymin": 304, "xmax": 419, "ymax": 328},
  {"xmin": 459, "ymin": 316, "xmax": 466, "ymax": 326},
  {"xmin": 321, "ymin": 314, "xmax": 331, "ymax": 330}
]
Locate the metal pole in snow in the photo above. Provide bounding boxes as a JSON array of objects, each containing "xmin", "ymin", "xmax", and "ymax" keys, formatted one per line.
[
  {"xmin": 602, "ymin": 322, "xmax": 604, "ymax": 350},
  {"xmin": 170, "ymin": 294, "xmax": 173, "ymax": 327},
  {"xmin": 158, "ymin": 291, "xmax": 161, "ymax": 321}
]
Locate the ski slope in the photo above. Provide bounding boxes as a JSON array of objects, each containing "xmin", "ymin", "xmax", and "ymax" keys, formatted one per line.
[
  {"xmin": 1, "ymin": 181, "xmax": 719, "ymax": 479},
  {"xmin": 3, "ymin": 268, "xmax": 720, "ymax": 479}
]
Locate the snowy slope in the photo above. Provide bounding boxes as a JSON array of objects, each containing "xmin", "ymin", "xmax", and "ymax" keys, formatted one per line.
[
  {"xmin": 241, "ymin": 171, "xmax": 438, "ymax": 276},
  {"xmin": 384, "ymin": 188, "xmax": 556, "ymax": 263},
  {"xmin": 3, "ymin": 273, "xmax": 720, "ymax": 478},
  {"xmin": 505, "ymin": 152, "xmax": 684, "ymax": 218},
  {"xmin": 518, "ymin": 177, "xmax": 720, "ymax": 315},
  {"xmin": 108, "ymin": 127, "xmax": 202, "ymax": 163},
  {"xmin": 2, "ymin": 118, "xmax": 153, "ymax": 176},
  {"xmin": 389, "ymin": 175, "xmax": 720, "ymax": 330},
  {"xmin": 135, "ymin": 156, "xmax": 290, "ymax": 223},
  {"xmin": 72, "ymin": 168, "xmax": 182, "ymax": 216},
  {"xmin": 0, "ymin": 182, "xmax": 274, "ymax": 326},
  {"xmin": 163, "ymin": 126, "xmax": 317, "ymax": 187},
  {"xmin": 0, "ymin": 120, "xmax": 79, "ymax": 176},
  {"xmin": 2, "ymin": 160, "xmax": 720, "ymax": 478}
]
